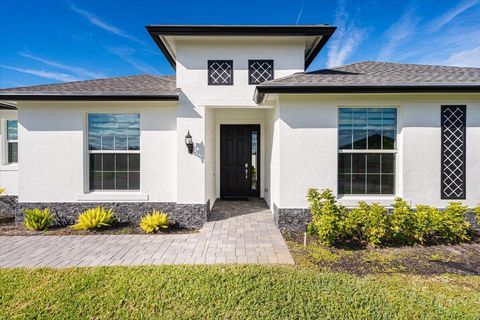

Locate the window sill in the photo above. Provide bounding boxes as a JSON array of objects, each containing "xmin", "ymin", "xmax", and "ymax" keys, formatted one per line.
[
  {"xmin": 338, "ymin": 195, "xmax": 396, "ymax": 207},
  {"xmin": 0, "ymin": 164, "xmax": 18, "ymax": 171},
  {"xmin": 76, "ymin": 192, "xmax": 149, "ymax": 202}
]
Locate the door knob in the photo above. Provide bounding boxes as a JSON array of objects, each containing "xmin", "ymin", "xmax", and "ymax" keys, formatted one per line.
[{"xmin": 245, "ymin": 163, "xmax": 248, "ymax": 179}]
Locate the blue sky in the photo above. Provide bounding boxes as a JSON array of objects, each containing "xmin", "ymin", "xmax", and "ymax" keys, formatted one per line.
[{"xmin": 0, "ymin": 0, "xmax": 479, "ymax": 88}]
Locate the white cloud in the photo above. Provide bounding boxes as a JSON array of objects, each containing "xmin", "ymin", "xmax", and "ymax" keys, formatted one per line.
[
  {"xmin": 19, "ymin": 52, "xmax": 104, "ymax": 79},
  {"xmin": 70, "ymin": 5, "xmax": 145, "ymax": 45},
  {"xmin": 1, "ymin": 65, "xmax": 80, "ymax": 82},
  {"xmin": 295, "ymin": 1, "xmax": 304, "ymax": 25},
  {"xmin": 427, "ymin": 0, "xmax": 479, "ymax": 32},
  {"xmin": 378, "ymin": 8, "xmax": 419, "ymax": 60},
  {"xmin": 327, "ymin": 0, "xmax": 367, "ymax": 68},
  {"xmin": 108, "ymin": 47, "xmax": 160, "ymax": 74},
  {"xmin": 443, "ymin": 46, "xmax": 480, "ymax": 67}
]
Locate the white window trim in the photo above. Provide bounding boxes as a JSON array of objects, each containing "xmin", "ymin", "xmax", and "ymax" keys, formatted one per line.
[
  {"xmin": 84, "ymin": 113, "xmax": 142, "ymax": 194},
  {"xmin": 6, "ymin": 120, "xmax": 18, "ymax": 164},
  {"xmin": 1, "ymin": 117, "xmax": 18, "ymax": 169},
  {"xmin": 337, "ymin": 106, "xmax": 399, "ymax": 196}
]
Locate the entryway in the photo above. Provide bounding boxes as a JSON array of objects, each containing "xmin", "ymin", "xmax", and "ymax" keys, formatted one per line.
[{"xmin": 220, "ymin": 124, "xmax": 260, "ymax": 199}]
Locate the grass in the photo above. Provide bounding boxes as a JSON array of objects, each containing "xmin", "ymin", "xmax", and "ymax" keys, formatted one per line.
[{"xmin": 1, "ymin": 265, "xmax": 479, "ymax": 319}]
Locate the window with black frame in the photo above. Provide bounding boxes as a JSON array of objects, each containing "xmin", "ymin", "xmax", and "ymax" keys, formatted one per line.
[
  {"xmin": 88, "ymin": 114, "xmax": 140, "ymax": 191},
  {"xmin": 338, "ymin": 108, "xmax": 397, "ymax": 195}
]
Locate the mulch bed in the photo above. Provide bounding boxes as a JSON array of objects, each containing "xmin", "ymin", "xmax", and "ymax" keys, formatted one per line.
[
  {"xmin": 284, "ymin": 231, "xmax": 480, "ymax": 276},
  {"xmin": 0, "ymin": 219, "xmax": 197, "ymax": 236}
]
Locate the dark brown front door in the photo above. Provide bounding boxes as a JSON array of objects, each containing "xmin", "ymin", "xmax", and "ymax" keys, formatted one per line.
[{"xmin": 220, "ymin": 125, "xmax": 260, "ymax": 198}]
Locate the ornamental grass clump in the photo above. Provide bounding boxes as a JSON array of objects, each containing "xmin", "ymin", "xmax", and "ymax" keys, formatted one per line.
[
  {"xmin": 24, "ymin": 208, "xmax": 52, "ymax": 231},
  {"xmin": 72, "ymin": 207, "xmax": 115, "ymax": 230},
  {"xmin": 140, "ymin": 210, "xmax": 169, "ymax": 234}
]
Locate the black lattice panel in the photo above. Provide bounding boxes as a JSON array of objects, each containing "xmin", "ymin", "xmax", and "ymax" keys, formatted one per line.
[
  {"xmin": 208, "ymin": 60, "xmax": 233, "ymax": 85},
  {"xmin": 249, "ymin": 60, "xmax": 274, "ymax": 84},
  {"xmin": 441, "ymin": 105, "xmax": 467, "ymax": 199}
]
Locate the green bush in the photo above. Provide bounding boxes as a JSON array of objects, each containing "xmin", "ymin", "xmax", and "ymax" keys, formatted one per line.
[
  {"xmin": 344, "ymin": 201, "xmax": 388, "ymax": 247},
  {"xmin": 474, "ymin": 204, "xmax": 480, "ymax": 223},
  {"xmin": 432, "ymin": 202, "xmax": 470, "ymax": 242},
  {"xmin": 306, "ymin": 189, "xmax": 473, "ymax": 247},
  {"xmin": 411, "ymin": 205, "xmax": 439, "ymax": 244},
  {"xmin": 72, "ymin": 207, "xmax": 115, "ymax": 230},
  {"xmin": 140, "ymin": 210, "xmax": 169, "ymax": 234},
  {"xmin": 24, "ymin": 208, "xmax": 52, "ymax": 231},
  {"xmin": 389, "ymin": 198, "xmax": 417, "ymax": 244},
  {"xmin": 307, "ymin": 188, "xmax": 346, "ymax": 246}
]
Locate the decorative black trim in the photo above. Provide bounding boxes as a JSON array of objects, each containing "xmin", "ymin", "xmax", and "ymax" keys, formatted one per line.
[
  {"xmin": 248, "ymin": 60, "xmax": 274, "ymax": 84},
  {"xmin": 0, "ymin": 94, "xmax": 179, "ymax": 101},
  {"xmin": 441, "ymin": 105, "xmax": 467, "ymax": 200},
  {"xmin": 254, "ymin": 85, "xmax": 480, "ymax": 103},
  {"xmin": 208, "ymin": 60, "xmax": 234, "ymax": 86},
  {"xmin": 146, "ymin": 25, "xmax": 336, "ymax": 69}
]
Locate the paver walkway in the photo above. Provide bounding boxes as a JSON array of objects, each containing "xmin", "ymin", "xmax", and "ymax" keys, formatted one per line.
[{"xmin": 0, "ymin": 199, "xmax": 294, "ymax": 268}]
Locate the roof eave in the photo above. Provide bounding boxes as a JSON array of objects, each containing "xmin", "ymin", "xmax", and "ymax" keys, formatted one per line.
[
  {"xmin": 254, "ymin": 85, "xmax": 480, "ymax": 103},
  {"xmin": 0, "ymin": 94, "xmax": 179, "ymax": 101},
  {"xmin": 145, "ymin": 25, "xmax": 337, "ymax": 70}
]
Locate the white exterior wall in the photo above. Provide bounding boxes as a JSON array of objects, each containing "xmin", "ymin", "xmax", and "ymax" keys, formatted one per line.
[
  {"xmin": 204, "ymin": 107, "xmax": 216, "ymax": 207},
  {"xmin": 17, "ymin": 101, "xmax": 177, "ymax": 203},
  {"xmin": 277, "ymin": 94, "xmax": 480, "ymax": 209},
  {"xmin": 0, "ymin": 110, "xmax": 19, "ymax": 195},
  {"xmin": 264, "ymin": 105, "xmax": 280, "ymax": 209},
  {"xmin": 174, "ymin": 37, "xmax": 305, "ymax": 204}
]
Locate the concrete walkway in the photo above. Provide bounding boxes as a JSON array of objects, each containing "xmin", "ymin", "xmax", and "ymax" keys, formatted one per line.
[{"xmin": 0, "ymin": 199, "xmax": 294, "ymax": 268}]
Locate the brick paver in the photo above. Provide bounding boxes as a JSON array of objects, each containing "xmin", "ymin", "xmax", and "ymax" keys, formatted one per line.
[{"xmin": 0, "ymin": 199, "xmax": 294, "ymax": 268}]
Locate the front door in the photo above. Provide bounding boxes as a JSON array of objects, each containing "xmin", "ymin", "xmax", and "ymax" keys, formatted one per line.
[{"xmin": 220, "ymin": 125, "xmax": 260, "ymax": 198}]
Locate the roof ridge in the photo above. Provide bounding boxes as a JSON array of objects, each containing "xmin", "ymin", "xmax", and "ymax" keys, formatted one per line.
[{"xmin": 338, "ymin": 60, "xmax": 480, "ymax": 70}]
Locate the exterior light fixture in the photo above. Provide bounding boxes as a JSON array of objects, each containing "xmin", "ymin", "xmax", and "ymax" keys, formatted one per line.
[{"xmin": 185, "ymin": 130, "xmax": 194, "ymax": 154}]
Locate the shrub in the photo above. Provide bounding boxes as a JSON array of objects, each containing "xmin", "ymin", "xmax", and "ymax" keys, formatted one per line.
[
  {"xmin": 72, "ymin": 207, "xmax": 115, "ymax": 230},
  {"xmin": 344, "ymin": 201, "xmax": 388, "ymax": 247},
  {"xmin": 140, "ymin": 210, "xmax": 169, "ymax": 234},
  {"xmin": 388, "ymin": 198, "xmax": 417, "ymax": 244},
  {"xmin": 432, "ymin": 202, "xmax": 470, "ymax": 243},
  {"xmin": 307, "ymin": 188, "xmax": 347, "ymax": 246},
  {"xmin": 474, "ymin": 205, "xmax": 480, "ymax": 223},
  {"xmin": 0, "ymin": 188, "xmax": 5, "ymax": 195},
  {"xmin": 24, "ymin": 208, "xmax": 52, "ymax": 231},
  {"xmin": 411, "ymin": 205, "xmax": 439, "ymax": 244}
]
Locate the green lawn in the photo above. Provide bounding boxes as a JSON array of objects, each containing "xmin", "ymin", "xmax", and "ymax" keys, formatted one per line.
[{"xmin": 1, "ymin": 265, "xmax": 479, "ymax": 319}]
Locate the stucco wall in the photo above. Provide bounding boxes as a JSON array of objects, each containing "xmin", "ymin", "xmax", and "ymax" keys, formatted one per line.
[
  {"xmin": 0, "ymin": 110, "xmax": 18, "ymax": 196},
  {"xmin": 17, "ymin": 101, "xmax": 177, "ymax": 203},
  {"xmin": 277, "ymin": 94, "xmax": 480, "ymax": 209},
  {"xmin": 204, "ymin": 107, "xmax": 216, "ymax": 208},
  {"xmin": 174, "ymin": 37, "xmax": 305, "ymax": 204}
]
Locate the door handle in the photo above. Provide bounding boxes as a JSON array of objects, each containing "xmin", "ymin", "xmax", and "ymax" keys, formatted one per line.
[{"xmin": 245, "ymin": 163, "xmax": 248, "ymax": 179}]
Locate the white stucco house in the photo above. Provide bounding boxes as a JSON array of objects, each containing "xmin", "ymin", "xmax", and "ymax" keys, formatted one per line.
[{"xmin": 1, "ymin": 25, "xmax": 479, "ymax": 230}]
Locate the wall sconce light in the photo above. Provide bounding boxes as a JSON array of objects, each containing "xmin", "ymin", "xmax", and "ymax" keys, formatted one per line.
[{"xmin": 185, "ymin": 130, "xmax": 194, "ymax": 154}]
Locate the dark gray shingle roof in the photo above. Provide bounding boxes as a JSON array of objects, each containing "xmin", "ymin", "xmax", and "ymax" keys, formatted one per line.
[
  {"xmin": 254, "ymin": 61, "xmax": 480, "ymax": 102},
  {"xmin": 0, "ymin": 74, "xmax": 178, "ymax": 100},
  {"xmin": 263, "ymin": 61, "xmax": 480, "ymax": 86}
]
